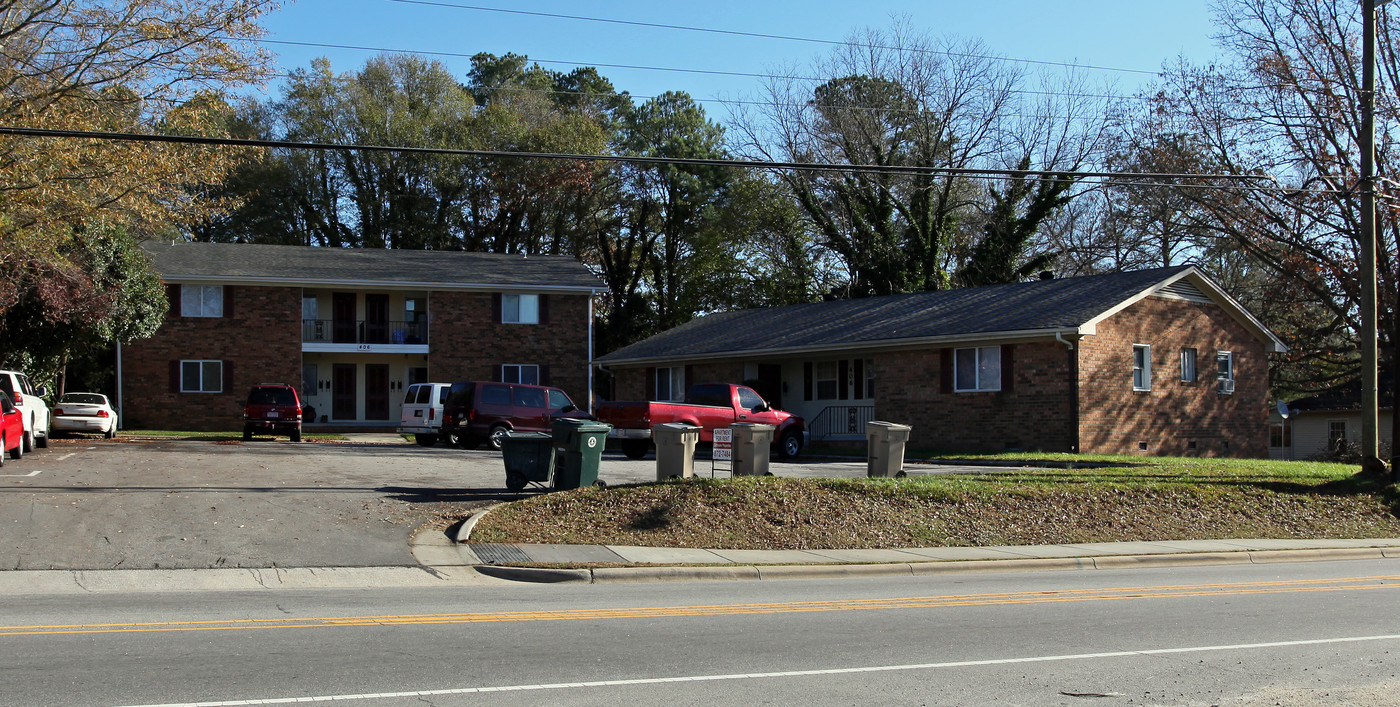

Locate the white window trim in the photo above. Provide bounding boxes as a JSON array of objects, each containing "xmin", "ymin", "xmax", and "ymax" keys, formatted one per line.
[
  {"xmin": 181, "ymin": 285, "xmax": 223, "ymax": 318},
  {"xmin": 501, "ymin": 364, "xmax": 540, "ymax": 386},
  {"xmin": 501, "ymin": 293, "xmax": 540, "ymax": 324},
  {"xmin": 1133, "ymin": 344, "xmax": 1152, "ymax": 391},
  {"xmin": 954, "ymin": 346, "xmax": 1002, "ymax": 393},
  {"xmin": 1216, "ymin": 350, "xmax": 1235, "ymax": 394},
  {"xmin": 655, "ymin": 366, "xmax": 685, "ymax": 402},
  {"xmin": 1180, "ymin": 348, "xmax": 1197, "ymax": 383},
  {"xmin": 814, "ymin": 360, "xmax": 839, "ymax": 400},
  {"xmin": 180, "ymin": 360, "xmax": 223, "ymax": 393}
]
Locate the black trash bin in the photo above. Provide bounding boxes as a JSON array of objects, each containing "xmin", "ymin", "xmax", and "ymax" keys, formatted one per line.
[{"xmin": 500, "ymin": 431, "xmax": 554, "ymax": 492}]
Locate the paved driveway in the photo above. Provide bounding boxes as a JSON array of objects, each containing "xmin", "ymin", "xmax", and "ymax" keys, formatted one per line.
[{"xmin": 0, "ymin": 436, "xmax": 982, "ymax": 571}]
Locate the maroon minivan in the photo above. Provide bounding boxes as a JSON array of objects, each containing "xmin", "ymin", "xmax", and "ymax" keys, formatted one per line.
[{"xmin": 440, "ymin": 381, "xmax": 588, "ymax": 450}]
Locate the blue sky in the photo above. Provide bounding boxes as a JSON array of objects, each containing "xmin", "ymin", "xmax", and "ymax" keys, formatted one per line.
[{"xmin": 258, "ymin": 0, "xmax": 1222, "ymax": 119}]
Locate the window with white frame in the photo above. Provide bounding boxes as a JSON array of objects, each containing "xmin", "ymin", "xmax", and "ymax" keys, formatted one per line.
[
  {"xmin": 1180, "ymin": 348, "xmax": 1197, "ymax": 382},
  {"xmin": 181, "ymin": 285, "xmax": 223, "ymax": 317},
  {"xmin": 955, "ymin": 346, "xmax": 1001, "ymax": 392},
  {"xmin": 655, "ymin": 366, "xmax": 685, "ymax": 402},
  {"xmin": 865, "ymin": 358, "xmax": 875, "ymax": 399},
  {"xmin": 501, "ymin": 364, "xmax": 539, "ymax": 386},
  {"xmin": 1328, "ymin": 420, "xmax": 1347, "ymax": 452},
  {"xmin": 814, "ymin": 360, "xmax": 839, "ymax": 400},
  {"xmin": 1132, "ymin": 344, "xmax": 1152, "ymax": 391},
  {"xmin": 501, "ymin": 294, "xmax": 539, "ymax": 324},
  {"xmin": 1216, "ymin": 351, "xmax": 1235, "ymax": 394},
  {"xmin": 180, "ymin": 360, "xmax": 223, "ymax": 393}
]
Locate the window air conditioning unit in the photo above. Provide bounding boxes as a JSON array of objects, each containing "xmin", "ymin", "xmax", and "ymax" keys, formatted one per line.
[{"xmin": 1218, "ymin": 379, "xmax": 1235, "ymax": 394}]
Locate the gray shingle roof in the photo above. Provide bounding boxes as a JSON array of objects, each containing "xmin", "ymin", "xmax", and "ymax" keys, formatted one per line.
[
  {"xmin": 599, "ymin": 266, "xmax": 1234, "ymax": 363},
  {"xmin": 141, "ymin": 241, "xmax": 604, "ymax": 292}
]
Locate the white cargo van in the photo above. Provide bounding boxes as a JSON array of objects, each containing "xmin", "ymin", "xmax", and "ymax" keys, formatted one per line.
[{"xmin": 398, "ymin": 382, "xmax": 451, "ymax": 446}]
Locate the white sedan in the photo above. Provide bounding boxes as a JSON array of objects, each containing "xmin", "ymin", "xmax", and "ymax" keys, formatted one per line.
[{"xmin": 51, "ymin": 393, "xmax": 117, "ymax": 439}]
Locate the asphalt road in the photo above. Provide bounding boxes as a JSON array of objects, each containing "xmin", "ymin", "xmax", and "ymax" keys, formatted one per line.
[
  {"xmin": 0, "ymin": 436, "xmax": 921, "ymax": 571},
  {"xmin": 4, "ymin": 558, "xmax": 1400, "ymax": 706}
]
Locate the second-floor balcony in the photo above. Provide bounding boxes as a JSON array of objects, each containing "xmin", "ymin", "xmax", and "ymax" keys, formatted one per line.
[{"xmin": 302, "ymin": 319, "xmax": 429, "ymax": 347}]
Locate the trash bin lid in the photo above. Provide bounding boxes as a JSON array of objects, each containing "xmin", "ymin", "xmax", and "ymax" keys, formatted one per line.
[{"xmin": 503, "ymin": 431, "xmax": 552, "ymax": 440}]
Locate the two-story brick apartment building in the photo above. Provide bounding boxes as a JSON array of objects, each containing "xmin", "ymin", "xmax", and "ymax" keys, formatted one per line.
[
  {"xmin": 596, "ymin": 266, "xmax": 1286, "ymax": 457},
  {"xmin": 120, "ymin": 242, "xmax": 604, "ymax": 431}
]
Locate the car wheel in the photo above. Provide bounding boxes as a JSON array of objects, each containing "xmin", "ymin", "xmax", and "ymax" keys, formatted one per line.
[
  {"xmin": 105, "ymin": 427, "xmax": 115, "ymax": 440},
  {"xmin": 36, "ymin": 428, "xmax": 47, "ymax": 448},
  {"xmin": 291, "ymin": 428, "xmax": 302, "ymax": 443},
  {"xmin": 778, "ymin": 431, "xmax": 803, "ymax": 460},
  {"xmin": 621, "ymin": 440, "xmax": 650, "ymax": 460},
  {"xmin": 242, "ymin": 427, "xmax": 253, "ymax": 441},
  {"xmin": 487, "ymin": 425, "xmax": 510, "ymax": 451},
  {"xmin": 22, "ymin": 429, "xmax": 32, "ymax": 454},
  {"xmin": 9, "ymin": 434, "xmax": 20, "ymax": 461},
  {"xmin": 415, "ymin": 434, "xmax": 438, "ymax": 447},
  {"xmin": 0, "ymin": 434, "xmax": 5, "ymax": 467}
]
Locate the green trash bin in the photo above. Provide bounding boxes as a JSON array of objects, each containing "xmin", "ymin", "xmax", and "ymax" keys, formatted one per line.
[
  {"xmin": 500, "ymin": 431, "xmax": 554, "ymax": 492},
  {"xmin": 550, "ymin": 418, "xmax": 612, "ymax": 489}
]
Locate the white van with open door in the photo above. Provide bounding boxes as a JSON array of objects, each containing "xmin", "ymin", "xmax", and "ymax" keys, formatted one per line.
[{"xmin": 398, "ymin": 382, "xmax": 451, "ymax": 446}]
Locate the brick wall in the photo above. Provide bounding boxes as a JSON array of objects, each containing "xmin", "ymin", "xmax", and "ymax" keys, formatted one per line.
[
  {"xmin": 876, "ymin": 342, "xmax": 1078, "ymax": 452},
  {"xmin": 428, "ymin": 292, "xmax": 592, "ymax": 409},
  {"xmin": 123, "ymin": 285, "xmax": 301, "ymax": 430},
  {"xmin": 1078, "ymin": 296, "xmax": 1268, "ymax": 457}
]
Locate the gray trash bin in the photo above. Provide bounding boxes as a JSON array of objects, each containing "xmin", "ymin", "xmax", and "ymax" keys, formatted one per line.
[
  {"xmin": 866, "ymin": 421, "xmax": 912, "ymax": 478},
  {"xmin": 732, "ymin": 423, "xmax": 775, "ymax": 476},
  {"xmin": 653, "ymin": 423, "xmax": 701, "ymax": 481}
]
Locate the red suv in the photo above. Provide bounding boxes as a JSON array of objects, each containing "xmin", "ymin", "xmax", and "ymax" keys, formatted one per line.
[
  {"xmin": 243, "ymin": 383, "xmax": 303, "ymax": 442},
  {"xmin": 441, "ymin": 380, "xmax": 588, "ymax": 450}
]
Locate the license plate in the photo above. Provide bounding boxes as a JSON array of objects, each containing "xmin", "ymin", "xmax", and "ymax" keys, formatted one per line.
[{"xmin": 267, "ymin": 411, "xmax": 279, "ymax": 418}]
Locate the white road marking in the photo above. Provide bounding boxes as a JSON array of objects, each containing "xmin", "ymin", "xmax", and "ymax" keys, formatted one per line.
[
  {"xmin": 118, "ymin": 632, "xmax": 1400, "ymax": 706},
  {"xmin": 58, "ymin": 453, "xmax": 75, "ymax": 461},
  {"xmin": 0, "ymin": 469, "xmax": 41, "ymax": 477}
]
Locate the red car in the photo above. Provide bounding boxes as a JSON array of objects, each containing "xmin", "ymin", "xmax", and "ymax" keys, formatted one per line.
[{"xmin": 0, "ymin": 390, "xmax": 23, "ymax": 466}]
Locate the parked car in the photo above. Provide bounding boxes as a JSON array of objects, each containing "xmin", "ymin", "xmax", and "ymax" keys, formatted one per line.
[
  {"xmin": 0, "ymin": 369, "xmax": 50, "ymax": 452},
  {"xmin": 440, "ymin": 381, "xmax": 589, "ymax": 450},
  {"xmin": 0, "ymin": 390, "xmax": 22, "ymax": 465},
  {"xmin": 51, "ymin": 392, "xmax": 118, "ymax": 439},
  {"xmin": 398, "ymin": 382, "xmax": 451, "ymax": 447},
  {"xmin": 595, "ymin": 382, "xmax": 806, "ymax": 460},
  {"xmin": 242, "ymin": 383, "xmax": 303, "ymax": 442}
]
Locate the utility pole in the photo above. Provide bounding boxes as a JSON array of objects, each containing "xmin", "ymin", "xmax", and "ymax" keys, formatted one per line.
[{"xmin": 1361, "ymin": 0, "xmax": 1386, "ymax": 476}]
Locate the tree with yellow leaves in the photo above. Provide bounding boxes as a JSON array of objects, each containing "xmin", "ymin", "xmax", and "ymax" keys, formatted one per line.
[{"xmin": 0, "ymin": 0, "xmax": 279, "ymax": 377}]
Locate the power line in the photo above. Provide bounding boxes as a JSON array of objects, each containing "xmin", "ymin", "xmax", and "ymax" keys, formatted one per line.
[
  {"xmin": 383, "ymin": 0, "xmax": 1162, "ymax": 77},
  {"xmin": 256, "ymin": 38, "xmax": 1131, "ymax": 102},
  {"xmin": 0, "ymin": 124, "xmax": 1293, "ymax": 191}
]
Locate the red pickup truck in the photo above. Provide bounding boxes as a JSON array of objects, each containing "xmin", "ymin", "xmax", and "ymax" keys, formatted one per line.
[{"xmin": 596, "ymin": 382, "xmax": 806, "ymax": 460}]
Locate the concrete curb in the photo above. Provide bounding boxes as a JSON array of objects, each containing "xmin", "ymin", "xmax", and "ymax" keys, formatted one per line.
[
  {"xmin": 452, "ymin": 503, "xmax": 504, "ymax": 543},
  {"xmin": 473, "ymin": 547, "xmax": 1400, "ymax": 584}
]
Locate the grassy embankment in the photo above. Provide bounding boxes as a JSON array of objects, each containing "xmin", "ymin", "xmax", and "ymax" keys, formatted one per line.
[{"xmin": 468, "ymin": 454, "xmax": 1400, "ymax": 549}]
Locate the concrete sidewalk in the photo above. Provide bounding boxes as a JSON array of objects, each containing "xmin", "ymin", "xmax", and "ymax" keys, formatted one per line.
[{"xmin": 405, "ymin": 510, "xmax": 1400, "ymax": 583}]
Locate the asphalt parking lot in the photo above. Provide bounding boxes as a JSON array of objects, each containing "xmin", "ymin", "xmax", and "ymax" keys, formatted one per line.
[{"xmin": 0, "ymin": 436, "xmax": 887, "ymax": 571}]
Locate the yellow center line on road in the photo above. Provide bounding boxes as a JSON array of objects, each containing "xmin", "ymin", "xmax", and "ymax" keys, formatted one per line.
[{"xmin": 5, "ymin": 574, "xmax": 1398, "ymax": 637}]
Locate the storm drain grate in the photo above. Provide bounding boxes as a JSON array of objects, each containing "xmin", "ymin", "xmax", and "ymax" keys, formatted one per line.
[{"xmin": 469, "ymin": 544, "xmax": 533, "ymax": 564}]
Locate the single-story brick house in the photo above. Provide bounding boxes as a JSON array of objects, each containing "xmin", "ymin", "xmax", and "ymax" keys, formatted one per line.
[
  {"xmin": 596, "ymin": 266, "xmax": 1286, "ymax": 457},
  {"xmin": 1269, "ymin": 377, "xmax": 1393, "ymax": 460},
  {"xmin": 120, "ymin": 241, "xmax": 604, "ymax": 430}
]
